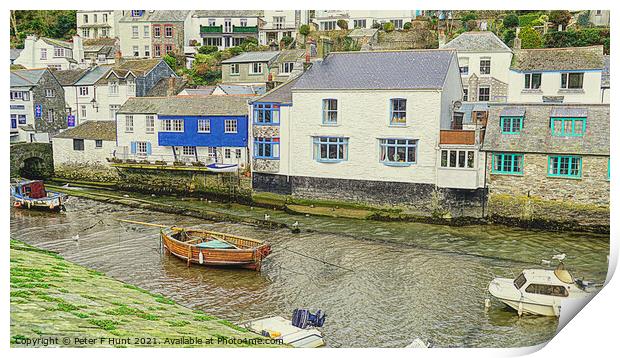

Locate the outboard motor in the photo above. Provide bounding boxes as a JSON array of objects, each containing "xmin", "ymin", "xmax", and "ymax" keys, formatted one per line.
[{"xmin": 291, "ymin": 309, "xmax": 326, "ymax": 329}]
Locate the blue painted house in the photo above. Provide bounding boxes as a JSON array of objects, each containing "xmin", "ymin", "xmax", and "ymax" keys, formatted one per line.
[{"xmin": 116, "ymin": 95, "xmax": 251, "ymax": 167}]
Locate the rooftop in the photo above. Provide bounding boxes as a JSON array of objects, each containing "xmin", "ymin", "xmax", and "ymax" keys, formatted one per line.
[
  {"xmin": 10, "ymin": 48, "xmax": 23, "ymax": 60},
  {"xmin": 109, "ymin": 59, "xmax": 166, "ymax": 77},
  {"xmin": 510, "ymin": 45, "xmax": 605, "ymax": 72},
  {"xmin": 54, "ymin": 120, "xmax": 117, "ymax": 141},
  {"xmin": 193, "ymin": 10, "xmax": 263, "ymax": 18},
  {"xmin": 481, "ymin": 103, "xmax": 609, "ymax": 156},
  {"xmin": 442, "ymin": 31, "xmax": 512, "ymax": 53},
  {"xmin": 41, "ymin": 37, "xmax": 73, "ymax": 49},
  {"xmin": 118, "ymin": 95, "xmax": 251, "ymax": 116},
  {"xmin": 51, "ymin": 69, "xmax": 90, "ymax": 86},
  {"xmin": 145, "ymin": 77, "xmax": 188, "ymax": 97},
  {"xmin": 74, "ymin": 66, "xmax": 113, "ymax": 86},
  {"xmin": 252, "ymin": 76, "xmax": 301, "ymax": 105},
  {"xmin": 293, "ymin": 49, "xmax": 458, "ymax": 90},
  {"xmin": 11, "ymin": 69, "xmax": 47, "ymax": 87},
  {"xmin": 119, "ymin": 10, "xmax": 190, "ymax": 22},
  {"xmin": 221, "ymin": 51, "xmax": 280, "ymax": 64}
]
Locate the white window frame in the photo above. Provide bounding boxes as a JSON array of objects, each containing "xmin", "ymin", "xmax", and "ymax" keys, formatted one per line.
[
  {"xmin": 40, "ymin": 49, "xmax": 47, "ymax": 60},
  {"xmin": 144, "ymin": 25, "xmax": 150, "ymax": 38},
  {"xmin": 81, "ymin": 105, "xmax": 87, "ymax": 119},
  {"xmin": 250, "ymin": 62, "xmax": 263, "ymax": 74},
  {"xmin": 198, "ymin": 119, "xmax": 211, "ymax": 133},
  {"xmin": 161, "ymin": 119, "xmax": 184, "ymax": 132},
  {"xmin": 224, "ymin": 119, "xmax": 238, "ymax": 133},
  {"xmin": 125, "ymin": 115, "xmax": 134, "ymax": 133},
  {"xmin": 145, "ymin": 115, "xmax": 155, "ymax": 134},
  {"xmin": 132, "ymin": 26, "xmax": 139, "ymax": 38},
  {"xmin": 79, "ymin": 86, "xmax": 89, "ymax": 96},
  {"xmin": 182, "ymin": 146, "xmax": 196, "ymax": 156},
  {"xmin": 230, "ymin": 63, "xmax": 240, "ymax": 75},
  {"xmin": 45, "ymin": 89, "xmax": 55, "ymax": 98},
  {"xmin": 280, "ymin": 62, "xmax": 294, "ymax": 74}
]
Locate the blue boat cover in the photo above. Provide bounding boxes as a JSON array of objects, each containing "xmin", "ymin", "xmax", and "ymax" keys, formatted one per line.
[{"xmin": 196, "ymin": 240, "xmax": 235, "ymax": 249}]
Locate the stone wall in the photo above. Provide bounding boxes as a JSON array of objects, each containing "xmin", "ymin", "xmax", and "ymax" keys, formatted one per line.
[
  {"xmin": 116, "ymin": 167, "xmax": 252, "ymax": 201},
  {"xmin": 253, "ymin": 173, "xmax": 486, "ymax": 217},
  {"xmin": 486, "ymin": 153, "xmax": 610, "ymax": 229},
  {"xmin": 10, "ymin": 142, "xmax": 54, "ymax": 179},
  {"xmin": 54, "ymin": 162, "xmax": 119, "ymax": 183},
  {"xmin": 33, "ymin": 71, "xmax": 67, "ymax": 135},
  {"xmin": 466, "ymin": 74, "xmax": 508, "ymax": 102}
]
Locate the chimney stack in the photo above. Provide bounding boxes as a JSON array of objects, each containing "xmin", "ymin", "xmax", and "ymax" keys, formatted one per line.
[{"xmin": 167, "ymin": 76, "xmax": 176, "ymax": 96}]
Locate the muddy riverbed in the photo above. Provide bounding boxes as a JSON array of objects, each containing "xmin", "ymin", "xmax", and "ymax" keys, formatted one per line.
[{"xmin": 10, "ymin": 197, "xmax": 609, "ymax": 348}]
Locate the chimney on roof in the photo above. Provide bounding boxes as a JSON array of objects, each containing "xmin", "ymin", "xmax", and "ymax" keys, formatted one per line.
[
  {"xmin": 438, "ymin": 29, "xmax": 446, "ymax": 47},
  {"xmin": 115, "ymin": 50, "xmax": 122, "ymax": 64},
  {"xmin": 166, "ymin": 76, "xmax": 176, "ymax": 96}
]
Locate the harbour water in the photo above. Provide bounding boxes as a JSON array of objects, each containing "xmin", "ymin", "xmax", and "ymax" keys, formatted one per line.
[{"xmin": 10, "ymin": 197, "xmax": 609, "ymax": 348}]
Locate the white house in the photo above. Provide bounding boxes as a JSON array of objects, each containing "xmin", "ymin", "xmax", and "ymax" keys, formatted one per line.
[
  {"xmin": 507, "ymin": 45, "xmax": 606, "ymax": 104},
  {"xmin": 188, "ymin": 10, "xmax": 261, "ymax": 50},
  {"xmin": 14, "ymin": 35, "xmax": 85, "ymax": 70},
  {"xmin": 52, "ymin": 120, "xmax": 117, "ymax": 166},
  {"xmin": 114, "ymin": 96, "xmax": 251, "ymax": 168},
  {"xmin": 76, "ymin": 10, "xmax": 124, "ymax": 39},
  {"xmin": 251, "ymin": 50, "xmax": 487, "ymax": 213},
  {"xmin": 313, "ymin": 10, "xmax": 416, "ymax": 30},
  {"xmin": 442, "ymin": 31, "xmax": 512, "ymax": 102},
  {"xmin": 259, "ymin": 10, "xmax": 310, "ymax": 46}
]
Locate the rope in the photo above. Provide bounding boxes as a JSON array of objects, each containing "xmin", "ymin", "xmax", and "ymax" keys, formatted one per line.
[{"xmin": 274, "ymin": 247, "xmax": 354, "ymax": 272}]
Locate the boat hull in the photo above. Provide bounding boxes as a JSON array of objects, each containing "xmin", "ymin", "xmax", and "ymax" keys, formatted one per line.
[
  {"xmin": 160, "ymin": 228, "xmax": 271, "ymax": 271},
  {"xmin": 11, "ymin": 192, "xmax": 66, "ymax": 212}
]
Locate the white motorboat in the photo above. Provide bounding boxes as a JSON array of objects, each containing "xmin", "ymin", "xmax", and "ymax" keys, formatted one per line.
[{"xmin": 488, "ymin": 262, "xmax": 597, "ymax": 317}]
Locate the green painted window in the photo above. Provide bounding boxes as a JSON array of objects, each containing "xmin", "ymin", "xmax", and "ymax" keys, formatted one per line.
[
  {"xmin": 492, "ymin": 153, "xmax": 523, "ymax": 174},
  {"xmin": 550, "ymin": 117, "xmax": 586, "ymax": 137},
  {"xmin": 548, "ymin": 155, "xmax": 582, "ymax": 178},
  {"xmin": 501, "ymin": 116, "xmax": 523, "ymax": 134}
]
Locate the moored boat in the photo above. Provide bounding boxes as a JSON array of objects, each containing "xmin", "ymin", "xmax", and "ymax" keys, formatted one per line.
[
  {"xmin": 11, "ymin": 180, "xmax": 67, "ymax": 211},
  {"xmin": 160, "ymin": 227, "xmax": 271, "ymax": 271},
  {"xmin": 488, "ymin": 262, "xmax": 598, "ymax": 317}
]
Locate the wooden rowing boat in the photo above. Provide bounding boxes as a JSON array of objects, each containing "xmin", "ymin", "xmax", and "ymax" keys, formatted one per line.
[
  {"xmin": 11, "ymin": 180, "xmax": 67, "ymax": 212},
  {"xmin": 160, "ymin": 226, "xmax": 272, "ymax": 271}
]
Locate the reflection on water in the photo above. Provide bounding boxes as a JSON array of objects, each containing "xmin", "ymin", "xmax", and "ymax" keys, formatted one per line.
[{"xmin": 10, "ymin": 198, "xmax": 609, "ymax": 348}]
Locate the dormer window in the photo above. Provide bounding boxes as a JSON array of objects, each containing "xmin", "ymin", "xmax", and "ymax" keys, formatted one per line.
[
  {"xmin": 501, "ymin": 116, "xmax": 523, "ymax": 134},
  {"xmin": 131, "ymin": 10, "xmax": 144, "ymax": 17}
]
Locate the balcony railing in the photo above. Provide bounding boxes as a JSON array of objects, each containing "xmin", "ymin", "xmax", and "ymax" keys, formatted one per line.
[
  {"xmin": 232, "ymin": 25, "xmax": 258, "ymax": 33},
  {"xmin": 200, "ymin": 25, "xmax": 223, "ymax": 33},
  {"xmin": 439, "ymin": 130, "xmax": 478, "ymax": 145}
]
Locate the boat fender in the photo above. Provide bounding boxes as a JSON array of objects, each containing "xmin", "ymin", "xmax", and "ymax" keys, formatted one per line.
[
  {"xmin": 517, "ymin": 302, "xmax": 523, "ymax": 317},
  {"xmin": 13, "ymin": 201, "xmax": 21, "ymax": 208},
  {"xmin": 27, "ymin": 201, "xmax": 31, "ymax": 209},
  {"xmin": 199, "ymin": 250, "xmax": 204, "ymax": 264}
]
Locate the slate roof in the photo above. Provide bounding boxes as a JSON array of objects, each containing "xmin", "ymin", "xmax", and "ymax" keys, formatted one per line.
[
  {"xmin": 275, "ymin": 49, "xmax": 305, "ymax": 64},
  {"xmin": 146, "ymin": 77, "xmax": 188, "ymax": 97},
  {"xmin": 10, "ymin": 48, "xmax": 23, "ymax": 60},
  {"xmin": 54, "ymin": 120, "xmax": 117, "ymax": 141},
  {"xmin": 510, "ymin": 46, "xmax": 605, "ymax": 72},
  {"xmin": 109, "ymin": 59, "xmax": 165, "ymax": 77},
  {"xmin": 252, "ymin": 76, "xmax": 300, "ymax": 105},
  {"xmin": 41, "ymin": 37, "xmax": 73, "ymax": 49},
  {"xmin": 74, "ymin": 66, "xmax": 113, "ymax": 85},
  {"xmin": 293, "ymin": 49, "xmax": 457, "ymax": 90},
  {"xmin": 602, "ymin": 55, "xmax": 610, "ymax": 88},
  {"xmin": 442, "ymin": 31, "xmax": 512, "ymax": 53},
  {"xmin": 481, "ymin": 103, "xmax": 609, "ymax": 156},
  {"xmin": 500, "ymin": 107, "xmax": 526, "ymax": 117},
  {"xmin": 221, "ymin": 51, "xmax": 280, "ymax": 64},
  {"xmin": 193, "ymin": 10, "xmax": 263, "ymax": 18},
  {"xmin": 51, "ymin": 69, "xmax": 90, "ymax": 86},
  {"xmin": 84, "ymin": 45, "xmax": 116, "ymax": 58},
  {"xmin": 118, "ymin": 96, "xmax": 250, "ymax": 116},
  {"xmin": 11, "ymin": 69, "xmax": 47, "ymax": 87},
  {"xmin": 84, "ymin": 38, "xmax": 117, "ymax": 46},
  {"xmin": 216, "ymin": 84, "xmax": 265, "ymax": 95},
  {"xmin": 119, "ymin": 10, "xmax": 190, "ymax": 22}
]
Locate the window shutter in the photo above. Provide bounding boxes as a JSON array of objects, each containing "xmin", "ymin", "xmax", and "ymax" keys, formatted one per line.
[
  {"xmin": 130, "ymin": 141, "xmax": 137, "ymax": 154},
  {"xmin": 146, "ymin": 142, "xmax": 152, "ymax": 155}
]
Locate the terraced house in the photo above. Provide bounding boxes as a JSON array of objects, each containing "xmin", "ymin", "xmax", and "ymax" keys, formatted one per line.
[
  {"xmin": 251, "ymin": 50, "xmax": 490, "ymax": 215},
  {"xmin": 507, "ymin": 45, "xmax": 606, "ymax": 104},
  {"xmin": 76, "ymin": 10, "xmax": 124, "ymax": 39},
  {"xmin": 442, "ymin": 31, "xmax": 512, "ymax": 102},
  {"xmin": 118, "ymin": 10, "xmax": 191, "ymax": 58},
  {"xmin": 14, "ymin": 35, "xmax": 84, "ymax": 70},
  {"xmin": 188, "ymin": 10, "xmax": 261, "ymax": 50},
  {"xmin": 115, "ymin": 96, "xmax": 250, "ymax": 167},
  {"xmin": 10, "ymin": 69, "xmax": 66, "ymax": 143},
  {"xmin": 481, "ymin": 103, "xmax": 610, "ymax": 226}
]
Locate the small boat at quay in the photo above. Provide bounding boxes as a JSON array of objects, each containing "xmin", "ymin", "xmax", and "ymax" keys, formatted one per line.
[
  {"xmin": 160, "ymin": 226, "xmax": 272, "ymax": 271},
  {"xmin": 488, "ymin": 262, "xmax": 598, "ymax": 317},
  {"xmin": 11, "ymin": 180, "xmax": 67, "ymax": 211}
]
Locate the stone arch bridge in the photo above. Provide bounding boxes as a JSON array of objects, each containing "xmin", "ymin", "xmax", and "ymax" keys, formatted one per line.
[{"xmin": 10, "ymin": 142, "xmax": 54, "ymax": 180}]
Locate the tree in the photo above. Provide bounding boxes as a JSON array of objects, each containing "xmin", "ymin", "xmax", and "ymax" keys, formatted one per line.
[
  {"xmin": 503, "ymin": 14, "xmax": 519, "ymax": 28},
  {"xmin": 403, "ymin": 22, "xmax": 412, "ymax": 30},
  {"xmin": 518, "ymin": 27, "xmax": 542, "ymax": 48},
  {"xmin": 383, "ymin": 22, "xmax": 395, "ymax": 32},
  {"xmin": 198, "ymin": 45, "xmax": 218, "ymax": 55},
  {"xmin": 163, "ymin": 54, "xmax": 178, "ymax": 71},
  {"xmin": 548, "ymin": 10, "xmax": 572, "ymax": 29},
  {"xmin": 299, "ymin": 24, "xmax": 310, "ymax": 36},
  {"xmin": 577, "ymin": 11, "xmax": 592, "ymax": 28},
  {"xmin": 281, "ymin": 35, "xmax": 293, "ymax": 47},
  {"xmin": 337, "ymin": 19, "xmax": 348, "ymax": 30},
  {"xmin": 503, "ymin": 29, "xmax": 516, "ymax": 47}
]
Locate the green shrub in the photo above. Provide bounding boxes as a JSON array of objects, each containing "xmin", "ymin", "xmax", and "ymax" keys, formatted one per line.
[
  {"xmin": 383, "ymin": 22, "xmax": 395, "ymax": 32},
  {"xmin": 337, "ymin": 19, "xmax": 348, "ymax": 30},
  {"xmin": 281, "ymin": 35, "xmax": 293, "ymax": 47},
  {"xmin": 518, "ymin": 13, "xmax": 540, "ymax": 27},
  {"xmin": 299, "ymin": 24, "xmax": 310, "ymax": 36},
  {"xmin": 518, "ymin": 26, "xmax": 543, "ymax": 48},
  {"xmin": 503, "ymin": 14, "xmax": 519, "ymax": 28},
  {"xmin": 197, "ymin": 45, "xmax": 218, "ymax": 54},
  {"xmin": 549, "ymin": 10, "xmax": 572, "ymax": 29}
]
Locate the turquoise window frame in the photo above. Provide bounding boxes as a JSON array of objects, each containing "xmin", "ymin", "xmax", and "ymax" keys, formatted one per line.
[
  {"xmin": 313, "ymin": 136, "xmax": 348, "ymax": 163},
  {"xmin": 550, "ymin": 117, "xmax": 586, "ymax": 137},
  {"xmin": 492, "ymin": 153, "xmax": 524, "ymax": 175},
  {"xmin": 253, "ymin": 103, "xmax": 280, "ymax": 125},
  {"xmin": 548, "ymin": 155, "xmax": 582, "ymax": 178},
  {"xmin": 500, "ymin": 116, "xmax": 523, "ymax": 134}
]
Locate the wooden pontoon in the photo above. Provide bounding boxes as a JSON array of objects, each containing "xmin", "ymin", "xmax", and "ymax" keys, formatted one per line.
[{"xmin": 160, "ymin": 227, "xmax": 272, "ymax": 271}]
